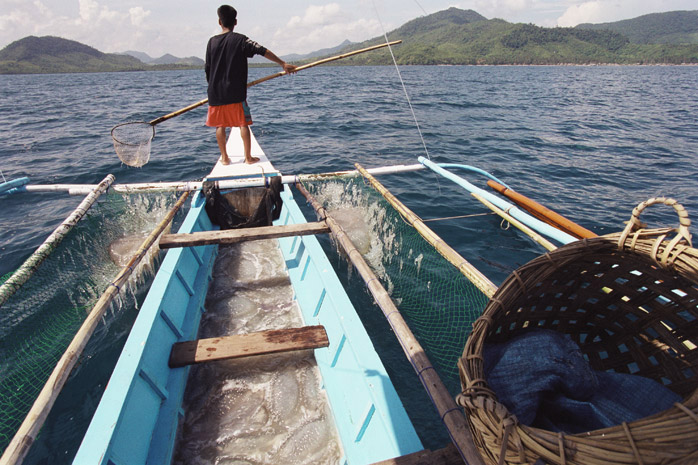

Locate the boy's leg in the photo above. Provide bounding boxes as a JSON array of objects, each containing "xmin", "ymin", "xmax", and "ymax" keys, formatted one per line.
[
  {"xmin": 239, "ymin": 126, "xmax": 259, "ymax": 164},
  {"xmin": 216, "ymin": 127, "xmax": 231, "ymax": 165}
]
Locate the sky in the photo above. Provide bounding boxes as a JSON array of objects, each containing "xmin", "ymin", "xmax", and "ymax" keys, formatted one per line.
[{"xmin": 1, "ymin": 0, "xmax": 696, "ymax": 59}]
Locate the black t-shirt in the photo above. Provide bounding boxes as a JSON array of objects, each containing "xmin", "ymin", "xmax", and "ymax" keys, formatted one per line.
[{"xmin": 205, "ymin": 32, "xmax": 267, "ymax": 106}]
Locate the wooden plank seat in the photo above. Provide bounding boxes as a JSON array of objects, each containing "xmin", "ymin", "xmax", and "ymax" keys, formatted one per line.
[
  {"xmin": 159, "ymin": 221, "xmax": 330, "ymax": 248},
  {"xmin": 169, "ymin": 325, "xmax": 329, "ymax": 368}
]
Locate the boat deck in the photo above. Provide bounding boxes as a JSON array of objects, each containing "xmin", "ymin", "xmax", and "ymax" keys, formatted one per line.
[{"xmin": 173, "ymin": 239, "xmax": 343, "ymax": 463}]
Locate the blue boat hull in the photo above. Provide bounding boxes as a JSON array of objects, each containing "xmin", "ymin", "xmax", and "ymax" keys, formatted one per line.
[{"xmin": 74, "ymin": 140, "xmax": 422, "ymax": 463}]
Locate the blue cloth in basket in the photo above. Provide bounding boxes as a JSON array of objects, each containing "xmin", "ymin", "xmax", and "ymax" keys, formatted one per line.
[{"xmin": 483, "ymin": 329, "xmax": 681, "ymax": 434}]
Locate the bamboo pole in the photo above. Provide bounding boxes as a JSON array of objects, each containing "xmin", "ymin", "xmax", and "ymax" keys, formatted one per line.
[
  {"xmin": 159, "ymin": 221, "xmax": 330, "ymax": 248},
  {"xmin": 486, "ymin": 180, "xmax": 597, "ymax": 239},
  {"xmin": 0, "ymin": 191, "xmax": 190, "ymax": 465},
  {"xmin": 295, "ymin": 182, "xmax": 485, "ymax": 465},
  {"xmin": 471, "ymin": 192, "xmax": 557, "ymax": 252},
  {"xmin": 131, "ymin": 41, "xmax": 404, "ymax": 129},
  {"xmin": 0, "ymin": 174, "xmax": 115, "ymax": 308},
  {"xmin": 247, "ymin": 40, "xmax": 402, "ymax": 87},
  {"xmin": 354, "ymin": 163, "xmax": 498, "ymax": 299},
  {"xmin": 13, "ymin": 163, "xmax": 426, "ymax": 196}
]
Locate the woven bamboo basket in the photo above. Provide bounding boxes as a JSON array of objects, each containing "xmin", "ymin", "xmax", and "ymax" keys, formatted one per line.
[{"xmin": 457, "ymin": 198, "xmax": 698, "ymax": 465}]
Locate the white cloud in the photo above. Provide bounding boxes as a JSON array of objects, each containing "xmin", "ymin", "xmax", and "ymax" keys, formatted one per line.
[
  {"xmin": 129, "ymin": 7, "xmax": 151, "ymax": 27},
  {"xmin": 288, "ymin": 4, "xmax": 343, "ymax": 28},
  {"xmin": 555, "ymin": 0, "xmax": 697, "ymax": 27},
  {"xmin": 271, "ymin": 4, "xmax": 382, "ymax": 54},
  {"xmin": 557, "ymin": 1, "xmax": 609, "ymax": 26}
]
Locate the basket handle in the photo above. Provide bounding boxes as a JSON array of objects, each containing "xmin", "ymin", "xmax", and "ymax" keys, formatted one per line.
[{"xmin": 618, "ymin": 197, "xmax": 692, "ymax": 265}]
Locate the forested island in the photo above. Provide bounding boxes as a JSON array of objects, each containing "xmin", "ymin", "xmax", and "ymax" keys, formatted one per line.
[{"xmin": 1, "ymin": 8, "xmax": 697, "ymax": 74}]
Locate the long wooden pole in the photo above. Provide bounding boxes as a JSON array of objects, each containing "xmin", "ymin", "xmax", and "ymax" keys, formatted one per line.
[
  {"xmin": 13, "ymin": 162, "xmax": 425, "ymax": 196},
  {"xmin": 295, "ymin": 182, "xmax": 485, "ymax": 465},
  {"xmin": 0, "ymin": 175, "xmax": 115, "ymax": 308},
  {"xmin": 355, "ymin": 164, "xmax": 497, "ymax": 299},
  {"xmin": 146, "ymin": 40, "xmax": 402, "ymax": 126},
  {"xmin": 247, "ymin": 40, "xmax": 402, "ymax": 86},
  {"xmin": 486, "ymin": 180, "xmax": 596, "ymax": 239},
  {"xmin": 0, "ymin": 191, "xmax": 190, "ymax": 465},
  {"xmin": 471, "ymin": 192, "xmax": 556, "ymax": 252}
]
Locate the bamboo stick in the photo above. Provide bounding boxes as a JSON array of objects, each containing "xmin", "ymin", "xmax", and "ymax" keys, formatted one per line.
[
  {"xmin": 159, "ymin": 221, "xmax": 329, "ymax": 248},
  {"xmin": 471, "ymin": 192, "xmax": 557, "ymax": 252},
  {"xmin": 0, "ymin": 191, "xmax": 190, "ymax": 465},
  {"xmin": 295, "ymin": 182, "xmax": 484, "ymax": 465},
  {"xmin": 247, "ymin": 41, "xmax": 402, "ymax": 87},
  {"xmin": 14, "ymin": 164, "xmax": 426, "ymax": 196},
  {"xmin": 0, "ymin": 174, "xmax": 115, "ymax": 308},
  {"xmin": 354, "ymin": 163, "xmax": 497, "ymax": 299},
  {"xmin": 486, "ymin": 180, "xmax": 596, "ymax": 239}
]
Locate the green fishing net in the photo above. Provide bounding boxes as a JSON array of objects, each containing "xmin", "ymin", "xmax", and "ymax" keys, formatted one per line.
[
  {"xmin": 301, "ymin": 177, "xmax": 490, "ymax": 385},
  {"xmin": 0, "ymin": 193, "xmax": 179, "ymax": 454}
]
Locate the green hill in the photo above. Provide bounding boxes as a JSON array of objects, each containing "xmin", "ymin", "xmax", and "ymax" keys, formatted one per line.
[
  {"xmin": 577, "ymin": 10, "xmax": 698, "ymax": 45},
  {"xmin": 0, "ymin": 36, "xmax": 146, "ymax": 74},
  {"xmin": 0, "ymin": 36, "xmax": 204, "ymax": 74},
  {"xmin": 330, "ymin": 7, "xmax": 698, "ymax": 65}
]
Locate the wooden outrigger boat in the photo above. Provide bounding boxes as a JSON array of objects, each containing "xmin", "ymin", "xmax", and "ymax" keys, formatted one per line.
[
  {"xmin": 69, "ymin": 130, "xmax": 426, "ymax": 465},
  {"xmin": 4, "ymin": 124, "xmax": 694, "ymax": 465}
]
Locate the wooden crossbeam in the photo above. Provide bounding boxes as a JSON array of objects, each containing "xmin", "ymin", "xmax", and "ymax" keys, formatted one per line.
[
  {"xmin": 159, "ymin": 221, "xmax": 329, "ymax": 249},
  {"xmin": 169, "ymin": 325, "xmax": 329, "ymax": 368}
]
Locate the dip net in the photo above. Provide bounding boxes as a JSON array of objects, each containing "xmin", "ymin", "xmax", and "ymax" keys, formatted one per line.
[
  {"xmin": 111, "ymin": 122, "xmax": 154, "ymax": 167},
  {"xmin": 301, "ymin": 177, "xmax": 490, "ymax": 389},
  {"xmin": 0, "ymin": 193, "xmax": 180, "ymax": 455}
]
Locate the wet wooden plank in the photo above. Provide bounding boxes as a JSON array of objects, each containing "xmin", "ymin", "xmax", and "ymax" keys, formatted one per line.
[
  {"xmin": 169, "ymin": 325, "xmax": 329, "ymax": 368},
  {"xmin": 159, "ymin": 221, "xmax": 329, "ymax": 249},
  {"xmin": 371, "ymin": 443, "xmax": 464, "ymax": 465}
]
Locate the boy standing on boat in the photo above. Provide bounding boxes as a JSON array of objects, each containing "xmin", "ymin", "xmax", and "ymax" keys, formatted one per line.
[{"xmin": 205, "ymin": 5, "xmax": 296, "ymax": 165}]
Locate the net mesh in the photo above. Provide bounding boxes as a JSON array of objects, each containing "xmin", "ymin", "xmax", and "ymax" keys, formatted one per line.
[
  {"xmin": 0, "ymin": 193, "xmax": 179, "ymax": 454},
  {"xmin": 111, "ymin": 122, "xmax": 154, "ymax": 167},
  {"xmin": 302, "ymin": 177, "xmax": 490, "ymax": 386}
]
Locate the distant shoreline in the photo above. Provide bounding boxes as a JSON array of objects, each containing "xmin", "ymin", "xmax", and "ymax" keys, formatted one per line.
[{"xmin": 3, "ymin": 62, "xmax": 697, "ymax": 76}]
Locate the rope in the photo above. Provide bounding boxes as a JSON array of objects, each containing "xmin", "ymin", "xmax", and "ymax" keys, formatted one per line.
[
  {"xmin": 422, "ymin": 212, "xmax": 496, "ymax": 222},
  {"xmin": 371, "ymin": 0, "xmax": 431, "ymax": 161}
]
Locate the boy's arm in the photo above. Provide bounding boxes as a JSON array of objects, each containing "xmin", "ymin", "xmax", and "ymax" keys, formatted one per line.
[{"xmin": 263, "ymin": 49, "xmax": 297, "ymax": 74}]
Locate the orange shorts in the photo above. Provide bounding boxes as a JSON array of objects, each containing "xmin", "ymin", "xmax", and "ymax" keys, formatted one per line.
[{"xmin": 205, "ymin": 101, "xmax": 253, "ymax": 127}]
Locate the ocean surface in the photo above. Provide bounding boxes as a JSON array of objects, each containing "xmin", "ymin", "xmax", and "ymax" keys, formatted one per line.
[{"xmin": 1, "ymin": 65, "xmax": 697, "ymax": 462}]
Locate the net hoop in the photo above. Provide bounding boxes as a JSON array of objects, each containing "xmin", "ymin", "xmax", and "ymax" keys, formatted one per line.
[{"xmin": 111, "ymin": 122, "xmax": 154, "ymax": 168}]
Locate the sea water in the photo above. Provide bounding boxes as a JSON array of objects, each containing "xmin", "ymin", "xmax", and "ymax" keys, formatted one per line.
[{"xmin": 0, "ymin": 65, "xmax": 696, "ymax": 463}]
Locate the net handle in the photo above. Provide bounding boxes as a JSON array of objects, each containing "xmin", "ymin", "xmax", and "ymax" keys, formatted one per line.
[
  {"xmin": 149, "ymin": 98, "xmax": 209, "ymax": 126},
  {"xmin": 145, "ymin": 40, "xmax": 402, "ymax": 127}
]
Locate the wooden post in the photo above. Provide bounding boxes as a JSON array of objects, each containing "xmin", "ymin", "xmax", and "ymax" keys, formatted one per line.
[
  {"xmin": 487, "ymin": 180, "xmax": 596, "ymax": 239},
  {"xmin": 295, "ymin": 182, "xmax": 485, "ymax": 465},
  {"xmin": 354, "ymin": 164, "xmax": 497, "ymax": 299},
  {"xmin": 0, "ymin": 191, "xmax": 191, "ymax": 465}
]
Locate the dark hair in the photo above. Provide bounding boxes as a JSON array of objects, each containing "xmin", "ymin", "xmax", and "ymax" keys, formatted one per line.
[{"xmin": 217, "ymin": 5, "xmax": 237, "ymax": 29}]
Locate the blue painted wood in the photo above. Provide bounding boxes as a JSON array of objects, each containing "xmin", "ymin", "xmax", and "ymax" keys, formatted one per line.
[
  {"xmin": 74, "ymin": 180, "xmax": 423, "ymax": 465},
  {"xmin": 276, "ymin": 185, "xmax": 424, "ymax": 464},
  {"xmin": 72, "ymin": 191, "xmax": 217, "ymax": 465},
  {"xmin": 0, "ymin": 177, "xmax": 29, "ymax": 196}
]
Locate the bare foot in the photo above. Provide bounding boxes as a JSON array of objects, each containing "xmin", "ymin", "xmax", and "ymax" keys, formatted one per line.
[
  {"xmin": 245, "ymin": 156, "xmax": 260, "ymax": 165},
  {"xmin": 220, "ymin": 157, "xmax": 231, "ymax": 165}
]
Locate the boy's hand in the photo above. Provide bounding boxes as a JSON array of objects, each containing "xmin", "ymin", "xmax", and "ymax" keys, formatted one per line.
[{"xmin": 283, "ymin": 63, "xmax": 297, "ymax": 74}]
